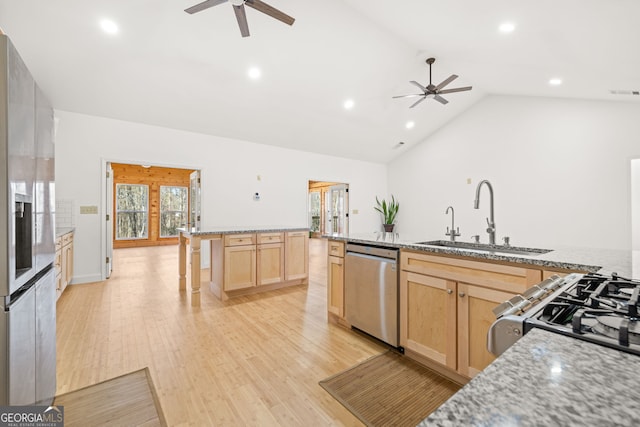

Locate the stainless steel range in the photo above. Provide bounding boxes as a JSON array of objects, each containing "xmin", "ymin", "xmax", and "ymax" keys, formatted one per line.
[{"xmin": 488, "ymin": 272, "xmax": 640, "ymax": 357}]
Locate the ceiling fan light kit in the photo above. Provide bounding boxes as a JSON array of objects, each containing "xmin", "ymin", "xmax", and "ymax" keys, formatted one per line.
[
  {"xmin": 185, "ymin": 0, "xmax": 295, "ymax": 38},
  {"xmin": 393, "ymin": 57, "xmax": 472, "ymax": 107}
]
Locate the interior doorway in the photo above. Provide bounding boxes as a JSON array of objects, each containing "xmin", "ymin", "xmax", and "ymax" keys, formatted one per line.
[
  {"xmin": 102, "ymin": 161, "xmax": 200, "ymax": 280},
  {"xmin": 308, "ymin": 181, "xmax": 349, "ymax": 237}
]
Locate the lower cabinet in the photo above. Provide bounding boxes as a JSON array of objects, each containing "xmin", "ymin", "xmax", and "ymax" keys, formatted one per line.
[
  {"xmin": 400, "ymin": 250, "xmax": 542, "ymax": 379},
  {"xmin": 327, "ymin": 240, "xmax": 345, "ymax": 320},
  {"xmin": 224, "ymin": 245, "xmax": 257, "ymax": 291},
  {"xmin": 327, "ymin": 255, "xmax": 344, "ymax": 318},
  {"xmin": 285, "ymin": 231, "xmax": 309, "ymax": 281},
  {"xmin": 55, "ymin": 231, "xmax": 74, "ymax": 300},
  {"xmin": 258, "ymin": 242, "xmax": 284, "ymax": 286},
  {"xmin": 216, "ymin": 231, "xmax": 307, "ymax": 298}
]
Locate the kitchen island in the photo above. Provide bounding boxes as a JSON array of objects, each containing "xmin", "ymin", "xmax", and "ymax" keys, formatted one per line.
[
  {"xmin": 179, "ymin": 227, "xmax": 309, "ymax": 306},
  {"xmin": 420, "ymin": 327, "xmax": 640, "ymax": 426}
]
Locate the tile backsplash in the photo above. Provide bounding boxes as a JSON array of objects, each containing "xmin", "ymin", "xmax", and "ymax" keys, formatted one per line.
[{"xmin": 55, "ymin": 199, "xmax": 75, "ymax": 228}]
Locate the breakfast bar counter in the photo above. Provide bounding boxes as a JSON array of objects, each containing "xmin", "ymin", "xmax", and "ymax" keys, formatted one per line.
[{"xmin": 179, "ymin": 226, "xmax": 309, "ymax": 306}]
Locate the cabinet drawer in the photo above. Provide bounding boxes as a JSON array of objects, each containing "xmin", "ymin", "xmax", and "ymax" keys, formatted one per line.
[
  {"xmin": 258, "ymin": 232, "xmax": 284, "ymax": 244},
  {"xmin": 55, "ymin": 238, "xmax": 62, "ymax": 251},
  {"xmin": 224, "ymin": 233, "xmax": 256, "ymax": 247},
  {"xmin": 401, "ymin": 250, "xmax": 541, "ymax": 294},
  {"xmin": 328, "ymin": 240, "xmax": 344, "ymax": 258},
  {"xmin": 62, "ymin": 232, "xmax": 73, "ymax": 246}
]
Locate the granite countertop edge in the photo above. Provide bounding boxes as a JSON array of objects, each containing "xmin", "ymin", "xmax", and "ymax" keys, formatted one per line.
[
  {"xmin": 56, "ymin": 227, "xmax": 75, "ymax": 238},
  {"xmin": 323, "ymin": 233, "xmax": 638, "ymax": 279},
  {"xmin": 181, "ymin": 226, "xmax": 309, "ymax": 237}
]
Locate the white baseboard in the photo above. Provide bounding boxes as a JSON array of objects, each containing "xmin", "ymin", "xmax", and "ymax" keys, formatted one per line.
[{"xmin": 69, "ymin": 273, "xmax": 103, "ymax": 285}]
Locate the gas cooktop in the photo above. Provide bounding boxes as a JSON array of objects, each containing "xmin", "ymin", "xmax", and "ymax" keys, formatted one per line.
[{"xmin": 488, "ymin": 273, "xmax": 640, "ymax": 356}]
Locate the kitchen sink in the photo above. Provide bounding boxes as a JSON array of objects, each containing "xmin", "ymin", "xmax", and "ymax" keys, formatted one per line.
[{"xmin": 413, "ymin": 240, "xmax": 552, "ymax": 257}]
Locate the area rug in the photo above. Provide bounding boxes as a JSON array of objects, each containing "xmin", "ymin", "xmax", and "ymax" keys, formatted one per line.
[
  {"xmin": 319, "ymin": 351, "xmax": 462, "ymax": 427},
  {"xmin": 54, "ymin": 367, "xmax": 167, "ymax": 427}
]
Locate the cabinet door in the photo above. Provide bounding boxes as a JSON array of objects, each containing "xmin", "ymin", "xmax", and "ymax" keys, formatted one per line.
[
  {"xmin": 285, "ymin": 232, "xmax": 308, "ymax": 281},
  {"xmin": 401, "ymin": 271, "xmax": 457, "ymax": 371},
  {"xmin": 457, "ymin": 283, "xmax": 514, "ymax": 378},
  {"xmin": 65, "ymin": 241, "xmax": 73, "ymax": 286},
  {"xmin": 257, "ymin": 243, "xmax": 284, "ymax": 286},
  {"xmin": 327, "ymin": 255, "xmax": 344, "ymax": 317},
  {"xmin": 224, "ymin": 245, "xmax": 256, "ymax": 291}
]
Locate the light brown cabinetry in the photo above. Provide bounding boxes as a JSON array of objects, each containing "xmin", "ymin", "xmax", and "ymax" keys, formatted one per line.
[
  {"xmin": 55, "ymin": 231, "xmax": 74, "ymax": 300},
  {"xmin": 285, "ymin": 231, "xmax": 309, "ymax": 281},
  {"xmin": 327, "ymin": 240, "xmax": 345, "ymax": 320},
  {"xmin": 212, "ymin": 231, "xmax": 308, "ymax": 299},
  {"xmin": 224, "ymin": 245, "xmax": 257, "ymax": 291},
  {"xmin": 257, "ymin": 233, "xmax": 284, "ymax": 286},
  {"xmin": 400, "ymin": 250, "xmax": 542, "ymax": 379}
]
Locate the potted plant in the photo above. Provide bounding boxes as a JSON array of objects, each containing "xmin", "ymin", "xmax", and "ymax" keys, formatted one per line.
[{"xmin": 375, "ymin": 195, "xmax": 399, "ymax": 232}]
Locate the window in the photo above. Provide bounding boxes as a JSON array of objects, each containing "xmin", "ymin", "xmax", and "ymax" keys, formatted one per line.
[
  {"xmin": 309, "ymin": 191, "xmax": 321, "ymax": 232},
  {"xmin": 116, "ymin": 184, "xmax": 149, "ymax": 240},
  {"xmin": 160, "ymin": 186, "xmax": 188, "ymax": 237}
]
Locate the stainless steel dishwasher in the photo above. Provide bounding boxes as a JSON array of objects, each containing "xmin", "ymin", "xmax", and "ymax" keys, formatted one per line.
[{"xmin": 344, "ymin": 243, "xmax": 400, "ymax": 348}]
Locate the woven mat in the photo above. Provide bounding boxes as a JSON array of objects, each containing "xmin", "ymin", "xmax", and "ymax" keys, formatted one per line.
[
  {"xmin": 54, "ymin": 368, "xmax": 167, "ymax": 427},
  {"xmin": 320, "ymin": 351, "xmax": 461, "ymax": 427}
]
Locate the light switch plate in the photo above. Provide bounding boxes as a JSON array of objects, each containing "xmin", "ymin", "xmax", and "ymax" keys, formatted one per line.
[{"xmin": 80, "ymin": 205, "xmax": 98, "ymax": 214}]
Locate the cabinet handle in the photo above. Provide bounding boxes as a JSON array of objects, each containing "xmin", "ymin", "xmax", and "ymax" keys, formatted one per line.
[
  {"xmin": 459, "ymin": 292, "xmax": 466, "ymax": 298},
  {"xmin": 447, "ymin": 289, "xmax": 453, "ymax": 294}
]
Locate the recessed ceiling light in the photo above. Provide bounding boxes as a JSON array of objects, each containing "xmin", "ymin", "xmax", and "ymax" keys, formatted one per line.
[
  {"xmin": 498, "ymin": 22, "xmax": 515, "ymax": 33},
  {"xmin": 549, "ymin": 78, "xmax": 563, "ymax": 86},
  {"xmin": 343, "ymin": 99, "xmax": 355, "ymax": 110},
  {"xmin": 405, "ymin": 121, "xmax": 415, "ymax": 129},
  {"xmin": 100, "ymin": 19, "xmax": 119, "ymax": 35},
  {"xmin": 248, "ymin": 67, "xmax": 261, "ymax": 80}
]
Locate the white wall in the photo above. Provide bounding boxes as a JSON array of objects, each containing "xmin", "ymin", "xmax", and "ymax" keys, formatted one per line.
[
  {"xmin": 55, "ymin": 110, "xmax": 387, "ymax": 283},
  {"xmin": 388, "ymin": 95, "xmax": 640, "ymax": 250},
  {"xmin": 633, "ymin": 159, "xmax": 640, "ymax": 250}
]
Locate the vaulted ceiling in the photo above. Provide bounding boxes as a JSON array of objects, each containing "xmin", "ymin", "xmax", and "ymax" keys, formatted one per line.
[{"xmin": 1, "ymin": 1, "xmax": 639, "ymax": 163}]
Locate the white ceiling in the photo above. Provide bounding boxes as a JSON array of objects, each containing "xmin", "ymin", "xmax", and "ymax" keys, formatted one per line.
[{"xmin": 1, "ymin": 0, "xmax": 639, "ymax": 163}]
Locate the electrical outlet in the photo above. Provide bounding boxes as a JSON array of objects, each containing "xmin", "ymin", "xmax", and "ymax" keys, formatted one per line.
[
  {"xmin": 352, "ymin": 209, "xmax": 359, "ymax": 214},
  {"xmin": 80, "ymin": 205, "xmax": 98, "ymax": 214},
  {"xmin": 467, "ymin": 178, "xmax": 472, "ymax": 184}
]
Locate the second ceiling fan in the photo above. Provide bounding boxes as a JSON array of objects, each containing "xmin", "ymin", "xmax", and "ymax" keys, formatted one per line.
[
  {"xmin": 185, "ymin": 0, "xmax": 295, "ymax": 38},
  {"xmin": 393, "ymin": 58, "xmax": 472, "ymax": 107}
]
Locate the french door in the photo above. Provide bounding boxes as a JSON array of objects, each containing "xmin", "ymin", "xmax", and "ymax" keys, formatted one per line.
[{"xmin": 325, "ymin": 184, "xmax": 349, "ymax": 235}]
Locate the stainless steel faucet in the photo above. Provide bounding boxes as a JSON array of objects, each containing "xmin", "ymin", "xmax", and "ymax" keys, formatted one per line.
[
  {"xmin": 474, "ymin": 180, "xmax": 496, "ymax": 244},
  {"xmin": 445, "ymin": 206, "xmax": 460, "ymax": 241}
]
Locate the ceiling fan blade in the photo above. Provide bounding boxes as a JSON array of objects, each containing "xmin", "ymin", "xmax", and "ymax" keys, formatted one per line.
[
  {"xmin": 434, "ymin": 95, "xmax": 449, "ymax": 105},
  {"xmin": 409, "ymin": 80, "xmax": 427, "ymax": 92},
  {"xmin": 435, "ymin": 74, "xmax": 458, "ymax": 91},
  {"xmin": 392, "ymin": 94, "xmax": 424, "ymax": 99},
  {"xmin": 245, "ymin": 0, "xmax": 295, "ymax": 25},
  {"xmin": 233, "ymin": 4, "xmax": 250, "ymax": 37},
  {"xmin": 185, "ymin": 0, "xmax": 228, "ymax": 14},
  {"xmin": 409, "ymin": 96, "xmax": 427, "ymax": 108},
  {"xmin": 438, "ymin": 86, "xmax": 473, "ymax": 94}
]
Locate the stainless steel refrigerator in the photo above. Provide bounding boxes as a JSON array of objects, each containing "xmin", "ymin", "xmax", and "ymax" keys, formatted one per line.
[{"xmin": 1, "ymin": 35, "xmax": 56, "ymax": 406}]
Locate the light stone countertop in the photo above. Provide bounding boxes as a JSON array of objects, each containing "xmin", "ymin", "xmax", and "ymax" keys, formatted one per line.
[
  {"xmin": 419, "ymin": 328, "xmax": 640, "ymax": 426},
  {"xmin": 180, "ymin": 226, "xmax": 308, "ymax": 237},
  {"xmin": 55, "ymin": 227, "xmax": 75, "ymax": 238},
  {"xmin": 324, "ymin": 233, "xmax": 640, "ymax": 280}
]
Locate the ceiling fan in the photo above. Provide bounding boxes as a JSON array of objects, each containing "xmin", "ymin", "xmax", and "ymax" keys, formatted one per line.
[
  {"xmin": 393, "ymin": 58, "xmax": 472, "ymax": 107},
  {"xmin": 185, "ymin": 0, "xmax": 295, "ymax": 38}
]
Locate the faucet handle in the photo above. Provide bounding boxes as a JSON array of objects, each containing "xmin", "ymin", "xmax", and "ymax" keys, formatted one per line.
[
  {"xmin": 471, "ymin": 235, "xmax": 480, "ymax": 243},
  {"xmin": 503, "ymin": 236, "xmax": 510, "ymax": 247}
]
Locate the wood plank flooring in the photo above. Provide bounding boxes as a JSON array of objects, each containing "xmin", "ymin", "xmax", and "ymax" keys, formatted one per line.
[{"xmin": 56, "ymin": 238, "xmax": 384, "ymax": 426}]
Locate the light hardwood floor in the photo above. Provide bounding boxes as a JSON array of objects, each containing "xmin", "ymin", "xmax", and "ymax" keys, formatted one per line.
[{"xmin": 56, "ymin": 238, "xmax": 384, "ymax": 426}]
